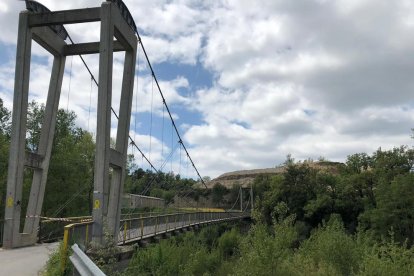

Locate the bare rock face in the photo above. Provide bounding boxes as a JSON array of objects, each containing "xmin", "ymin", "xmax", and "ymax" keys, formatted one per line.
[
  {"xmin": 206, "ymin": 161, "xmax": 343, "ymax": 189},
  {"xmin": 206, "ymin": 167, "xmax": 285, "ymax": 189}
]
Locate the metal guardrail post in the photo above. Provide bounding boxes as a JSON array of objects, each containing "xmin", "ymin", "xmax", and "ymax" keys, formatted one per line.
[
  {"xmin": 85, "ymin": 224, "xmax": 89, "ymax": 245},
  {"xmin": 129, "ymin": 220, "xmax": 131, "ymax": 240},
  {"xmin": 61, "ymin": 225, "xmax": 71, "ymax": 274},
  {"xmin": 140, "ymin": 214, "xmax": 144, "ymax": 238},
  {"xmin": 123, "ymin": 221, "xmax": 127, "ymax": 244},
  {"xmin": 70, "ymin": 244, "xmax": 106, "ymax": 276}
]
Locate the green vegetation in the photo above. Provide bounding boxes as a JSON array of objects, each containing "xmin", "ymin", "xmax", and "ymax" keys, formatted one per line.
[
  {"xmin": 254, "ymin": 148, "xmax": 414, "ymax": 245},
  {"xmin": 123, "ymin": 148, "xmax": 414, "ymax": 275},
  {"xmin": 123, "ymin": 224, "xmax": 241, "ymax": 276},
  {"xmin": 42, "ymin": 242, "xmax": 72, "ymax": 276},
  {"xmin": 122, "ymin": 216, "xmax": 414, "ymax": 275},
  {"xmin": 2, "ymin": 96, "xmax": 414, "ymax": 275}
]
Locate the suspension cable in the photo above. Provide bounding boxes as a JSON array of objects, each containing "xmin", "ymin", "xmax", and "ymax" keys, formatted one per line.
[
  {"xmin": 133, "ymin": 47, "xmax": 139, "ymax": 156},
  {"xmin": 149, "ymin": 75, "xmax": 154, "ymax": 164},
  {"xmin": 229, "ymin": 188, "xmax": 241, "ymax": 211},
  {"xmin": 161, "ymin": 104, "xmax": 165, "ymax": 159},
  {"xmin": 135, "ymin": 32, "xmax": 207, "ymax": 188},
  {"xmin": 66, "ymin": 33, "xmax": 158, "ymax": 173},
  {"xmin": 66, "ymin": 56, "xmax": 73, "ymax": 112},
  {"xmin": 179, "ymin": 142, "xmax": 182, "ymax": 176},
  {"xmin": 140, "ymin": 141, "xmax": 180, "ymax": 195},
  {"xmin": 171, "ymin": 122, "xmax": 174, "ymax": 173},
  {"xmin": 87, "ymin": 76, "xmax": 92, "ymax": 132}
]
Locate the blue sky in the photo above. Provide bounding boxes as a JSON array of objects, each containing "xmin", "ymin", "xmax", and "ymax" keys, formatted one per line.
[{"xmin": 1, "ymin": 0, "xmax": 414, "ymax": 178}]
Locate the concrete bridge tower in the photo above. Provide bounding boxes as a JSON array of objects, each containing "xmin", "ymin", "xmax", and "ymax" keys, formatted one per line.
[{"xmin": 3, "ymin": 0, "xmax": 137, "ymax": 248}]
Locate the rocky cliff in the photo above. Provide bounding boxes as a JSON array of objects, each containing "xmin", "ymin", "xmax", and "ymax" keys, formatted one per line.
[{"xmin": 206, "ymin": 161, "xmax": 343, "ymax": 189}]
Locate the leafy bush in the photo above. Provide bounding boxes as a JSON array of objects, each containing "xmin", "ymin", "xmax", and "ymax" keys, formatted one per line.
[
  {"xmin": 296, "ymin": 215, "xmax": 362, "ymax": 275},
  {"xmin": 217, "ymin": 228, "xmax": 240, "ymax": 259},
  {"xmin": 358, "ymin": 237, "xmax": 414, "ymax": 276},
  {"xmin": 234, "ymin": 215, "xmax": 298, "ymax": 275}
]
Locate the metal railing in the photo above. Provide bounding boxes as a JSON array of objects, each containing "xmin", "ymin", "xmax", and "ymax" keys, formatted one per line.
[
  {"xmin": 117, "ymin": 211, "xmax": 249, "ymax": 245},
  {"xmin": 60, "ymin": 211, "xmax": 250, "ymax": 273},
  {"xmin": 38, "ymin": 216, "xmax": 92, "ymax": 243}
]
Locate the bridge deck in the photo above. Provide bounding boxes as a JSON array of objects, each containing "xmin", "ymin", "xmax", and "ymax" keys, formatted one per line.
[
  {"xmin": 118, "ymin": 213, "xmax": 250, "ymax": 245},
  {"xmin": 65, "ymin": 211, "xmax": 250, "ymax": 248}
]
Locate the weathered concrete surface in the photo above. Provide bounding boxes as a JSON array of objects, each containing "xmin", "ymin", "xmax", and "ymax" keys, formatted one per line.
[{"xmin": 0, "ymin": 242, "xmax": 59, "ymax": 275}]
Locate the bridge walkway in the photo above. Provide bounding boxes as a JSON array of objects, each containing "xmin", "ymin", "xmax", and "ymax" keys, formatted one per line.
[
  {"xmin": 64, "ymin": 211, "xmax": 250, "ymax": 248},
  {"xmin": 117, "ymin": 211, "xmax": 250, "ymax": 245}
]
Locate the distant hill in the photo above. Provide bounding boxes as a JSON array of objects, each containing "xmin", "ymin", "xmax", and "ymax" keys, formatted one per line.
[{"xmin": 206, "ymin": 161, "xmax": 343, "ymax": 189}]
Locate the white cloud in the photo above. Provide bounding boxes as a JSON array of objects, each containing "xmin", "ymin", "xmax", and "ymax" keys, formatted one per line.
[
  {"xmin": 2, "ymin": 0, "xmax": 414, "ymax": 179},
  {"xmin": 142, "ymin": 33, "xmax": 202, "ymax": 65}
]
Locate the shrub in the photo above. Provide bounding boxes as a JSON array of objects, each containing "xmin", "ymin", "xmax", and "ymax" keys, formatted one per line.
[
  {"xmin": 358, "ymin": 238, "xmax": 414, "ymax": 276},
  {"xmin": 234, "ymin": 215, "xmax": 298, "ymax": 275},
  {"xmin": 217, "ymin": 228, "xmax": 240, "ymax": 259},
  {"xmin": 297, "ymin": 215, "xmax": 362, "ymax": 275}
]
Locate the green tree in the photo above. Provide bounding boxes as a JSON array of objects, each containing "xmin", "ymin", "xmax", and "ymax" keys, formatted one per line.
[
  {"xmin": 0, "ymin": 98, "xmax": 10, "ymax": 218},
  {"xmin": 212, "ymin": 183, "xmax": 228, "ymax": 205},
  {"xmin": 0, "ymin": 98, "xmax": 11, "ymax": 136},
  {"xmin": 25, "ymin": 102, "xmax": 95, "ymax": 217},
  {"xmin": 360, "ymin": 173, "xmax": 414, "ymax": 244}
]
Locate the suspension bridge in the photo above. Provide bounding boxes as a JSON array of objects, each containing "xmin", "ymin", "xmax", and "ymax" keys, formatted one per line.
[{"xmin": 1, "ymin": 0, "xmax": 252, "ymax": 274}]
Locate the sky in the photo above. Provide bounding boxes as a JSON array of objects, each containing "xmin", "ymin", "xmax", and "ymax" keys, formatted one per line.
[{"xmin": 1, "ymin": 0, "xmax": 414, "ymax": 179}]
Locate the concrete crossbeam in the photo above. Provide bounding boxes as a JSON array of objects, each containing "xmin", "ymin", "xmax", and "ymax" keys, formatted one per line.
[
  {"xmin": 109, "ymin": 149, "xmax": 124, "ymax": 168},
  {"xmin": 28, "ymin": 7, "xmax": 101, "ymax": 27},
  {"xmin": 24, "ymin": 152, "xmax": 43, "ymax": 169},
  {"xmin": 64, "ymin": 41, "xmax": 125, "ymax": 56},
  {"xmin": 32, "ymin": 26, "xmax": 66, "ymax": 56}
]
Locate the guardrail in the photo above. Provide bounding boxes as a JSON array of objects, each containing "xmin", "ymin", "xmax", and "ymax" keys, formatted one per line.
[{"xmin": 70, "ymin": 244, "xmax": 105, "ymax": 276}]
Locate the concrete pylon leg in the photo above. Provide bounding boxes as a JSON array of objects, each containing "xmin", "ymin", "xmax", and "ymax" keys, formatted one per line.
[
  {"xmin": 24, "ymin": 55, "xmax": 66, "ymax": 236},
  {"xmin": 3, "ymin": 12, "xmax": 32, "ymax": 249},
  {"xmin": 92, "ymin": 2, "xmax": 114, "ymax": 244},
  {"xmin": 107, "ymin": 49, "xmax": 136, "ymax": 240}
]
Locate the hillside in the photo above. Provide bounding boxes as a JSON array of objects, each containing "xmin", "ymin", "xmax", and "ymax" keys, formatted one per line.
[{"xmin": 207, "ymin": 161, "xmax": 343, "ymax": 188}]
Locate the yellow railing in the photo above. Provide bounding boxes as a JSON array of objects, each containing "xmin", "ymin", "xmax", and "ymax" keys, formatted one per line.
[
  {"xmin": 61, "ymin": 220, "xmax": 93, "ymax": 273},
  {"xmin": 60, "ymin": 211, "xmax": 249, "ymax": 273}
]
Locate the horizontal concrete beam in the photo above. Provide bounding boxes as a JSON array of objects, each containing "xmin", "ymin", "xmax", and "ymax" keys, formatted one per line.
[
  {"xmin": 28, "ymin": 8, "xmax": 101, "ymax": 27},
  {"xmin": 32, "ymin": 26, "xmax": 66, "ymax": 56},
  {"xmin": 110, "ymin": 148, "xmax": 124, "ymax": 168},
  {"xmin": 64, "ymin": 41, "xmax": 125, "ymax": 56},
  {"xmin": 24, "ymin": 152, "xmax": 43, "ymax": 169}
]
